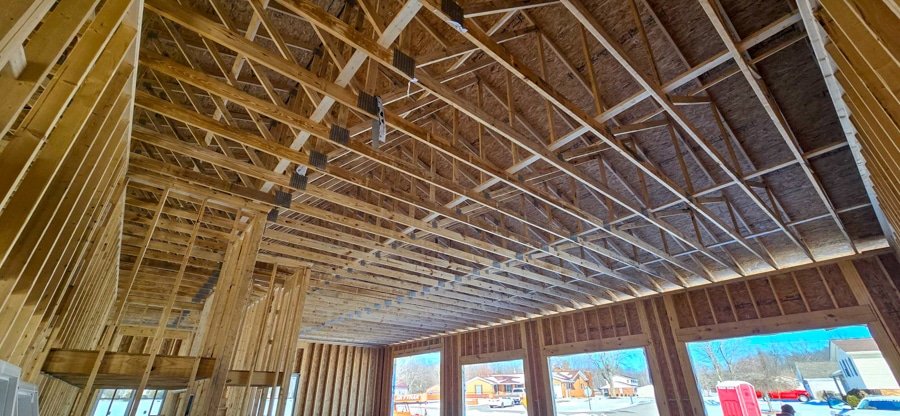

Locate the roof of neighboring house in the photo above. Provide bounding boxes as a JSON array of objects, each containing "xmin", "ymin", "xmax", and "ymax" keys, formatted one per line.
[
  {"xmin": 832, "ymin": 338, "xmax": 879, "ymax": 353},
  {"xmin": 551, "ymin": 371, "xmax": 589, "ymax": 383},
  {"xmin": 468, "ymin": 371, "xmax": 589, "ymax": 386},
  {"xmin": 599, "ymin": 375, "xmax": 641, "ymax": 389},
  {"xmin": 465, "ymin": 374, "xmax": 525, "ymax": 385},
  {"xmin": 394, "ymin": 380, "xmax": 409, "ymax": 388},
  {"xmin": 796, "ymin": 361, "xmax": 841, "ymax": 379}
]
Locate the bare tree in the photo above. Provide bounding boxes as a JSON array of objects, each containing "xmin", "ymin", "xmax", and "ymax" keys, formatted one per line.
[
  {"xmin": 396, "ymin": 359, "xmax": 439, "ymax": 394},
  {"xmin": 589, "ymin": 351, "xmax": 623, "ymax": 393}
]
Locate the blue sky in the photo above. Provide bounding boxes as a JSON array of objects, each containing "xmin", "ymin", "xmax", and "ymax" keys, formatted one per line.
[
  {"xmin": 707, "ymin": 325, "xmax": 871, "ymax": 348},
  {"xmin": 394, "ymin": 351, "xmax": 440, "ymax": 367},
  {"xmin": 551, "ymin": 347, "xmax": 651, "ymax": 373},
  {"xmin": 687, "ymin": 325, "xmax": 872, "ymax": 354},
  {"xmin": 686, "ymin": 325, "xmax": 874, "ymax": 369}
]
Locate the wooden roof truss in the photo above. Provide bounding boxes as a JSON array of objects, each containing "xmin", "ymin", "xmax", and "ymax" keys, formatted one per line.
[{"xmin": 120, "ymin": 0, "xmax": 881, "ymax": 344}]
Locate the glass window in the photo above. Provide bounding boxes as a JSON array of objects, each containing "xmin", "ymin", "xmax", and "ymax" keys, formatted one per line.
[
  {"xmin": 256, "ymin": 375, "xmax": 299, "ymax": 416},
  {"xmin": 686, "ymin": 325, "xmax": 900, "ymax": 415},
  {"xmin": 92, "ymin": 389, "xmax": 131, "ymax": 416},
  {"xmin": 91, "ymin": 389, "xmax": 166, "ymax": 416},
  {"xmin": 547, "ymin": 348, "xmax": 659, "ymax": 416},
  {"xmin": 463, "ymin": 359, "xmax": 526, "ymax": 414},
  {"xmin": 391, "ymin": 351, "xmax": 439, "ymax": 416}
]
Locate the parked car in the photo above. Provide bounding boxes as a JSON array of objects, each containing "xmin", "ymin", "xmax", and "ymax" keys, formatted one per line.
[
  {"xmin": 488, "ymin": 397, "xmax": 515, "ymax": 408},
  {"xmin": 511, "ymin": 388, "xmax": 525, "ymax": 404},
  {"xmin": 829, "ymin": 396, "xmax": 900, "ymax": 415},
  {"xmin": 756, "ymin": 389, "xmax": 811, "ymax": 402}
]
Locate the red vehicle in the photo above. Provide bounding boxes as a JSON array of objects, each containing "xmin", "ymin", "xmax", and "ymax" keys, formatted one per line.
[{"xmin": 755, "ymin": 389, "xmax": 811, "ymax": 402}]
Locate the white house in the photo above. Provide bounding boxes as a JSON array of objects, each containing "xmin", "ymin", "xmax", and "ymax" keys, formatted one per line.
[
  {"xmin": 830, "ymin": 338, "xmax": 900, "ymax": 391},
  {"xmin": 636, "ymin": 384, "xmax": 656, "ymax": 398},
  {"xmin": 597, "ymin": 375, "xmax": 640, "ymax": 396}
]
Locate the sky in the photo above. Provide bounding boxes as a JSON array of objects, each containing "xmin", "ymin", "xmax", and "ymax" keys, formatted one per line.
[
  {"xmin": 551, "ymin": 347, "xmax": 651, "ymax": 373},
  {"xmin": 685, "ymin": 324, "xmax": 875, "ymax": 371},
  {"xmin": 698, "ymin": 325, "xmax": 872, "ymax": 349},
  {"xmin": 395, "ymin": 351, "xmax": 441, "ymax": 367}
]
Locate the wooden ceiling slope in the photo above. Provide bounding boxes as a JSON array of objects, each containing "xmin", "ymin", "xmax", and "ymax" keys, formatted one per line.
[{"xmin": 123, "ymin": 0, "xmax": 886, "ymax": 345}]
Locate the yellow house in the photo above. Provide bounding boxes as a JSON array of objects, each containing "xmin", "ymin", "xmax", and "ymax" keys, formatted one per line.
[
  {"xmin": 551, "ymin": 371, "xmax": 594, "ymax": 398},
  {"xmin": 465, "ymin": 374, "xmax": 525, "ymax": 398}
]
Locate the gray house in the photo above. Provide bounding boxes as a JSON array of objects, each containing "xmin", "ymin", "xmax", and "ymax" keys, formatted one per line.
[{"xmin": 795, "ymin": 361, "xmax": 843, "ymax": 399}]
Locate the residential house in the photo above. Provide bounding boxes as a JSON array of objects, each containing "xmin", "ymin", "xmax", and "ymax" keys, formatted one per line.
[
  {"xmin": 795, "ymin": 361, "xmax": 843, "ymax": 399},
  {"xmin": 831, "ymin": 338, "xmax": 900, "ymax": 391},
  {"xmin": 465, "ymin": 374, "xmax": 524, "ymax": 398},
  {"xmin": 636, "ymin": 385, "xmax": 656, "ymax": 398},
  {"xmin": 465, "ymin": 371, "xmax": 594, "ymax": 399},
  {"xmin": 598, "ymin": 375, "xmax": 640, "ymax": 396},
  {"xmin": 551, "ymin": 371, "xmax": 593, "ymax": 398}
]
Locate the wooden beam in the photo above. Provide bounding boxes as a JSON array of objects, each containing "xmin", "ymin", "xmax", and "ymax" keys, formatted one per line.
[
  {"xmin": 143, "ymin": 0, "xmax": 696, "ymax": 287},
  {"xmin": 273, "ymin": 0, "xmax": 715, "ymax": 281},
  {"xmin": 698, "ymin": 0, "xmax": 856, "ymax": 255},
  {"xmin": 42, "ymin": 349, "xmax": 216, "ymax": 389}
]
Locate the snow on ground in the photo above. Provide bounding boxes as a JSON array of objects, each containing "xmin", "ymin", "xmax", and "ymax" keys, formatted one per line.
[
  {"xmin": 417, "ymin": 396, "xmax": 839, "ymax": 416},
  {"xmin": 423, "ymin": 397, "xmax": 657, "ymax": 415}
]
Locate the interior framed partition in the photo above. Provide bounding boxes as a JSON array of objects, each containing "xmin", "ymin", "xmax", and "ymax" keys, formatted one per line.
[{"xmin": 386, "ymin": 249, "xmax": 900, "ymax": 416}]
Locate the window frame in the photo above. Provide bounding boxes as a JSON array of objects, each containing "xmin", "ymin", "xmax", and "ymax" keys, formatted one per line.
[
  {"xmin": 460, "ymin": 350, "xmax": 528, "ymax": 415},
  {"xmin": 541, "ymin": 337, "xmax": 657, "ymax": 416},
  {"xmin": 390, "ymin": 347, "xmax": 442, "ymax": 416}
]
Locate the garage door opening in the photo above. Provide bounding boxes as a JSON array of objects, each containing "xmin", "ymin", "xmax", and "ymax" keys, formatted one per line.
[
  {"xmin": 462, "ymin": 359, "xmax": 526, "ymax": 415},
  {"xmin": 686, "ymin": 325, "xmax": 900, "ymax": 416},
  {"xmin": 547, "ymin": 348, "xmax": 660, "ymax": 416}
]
